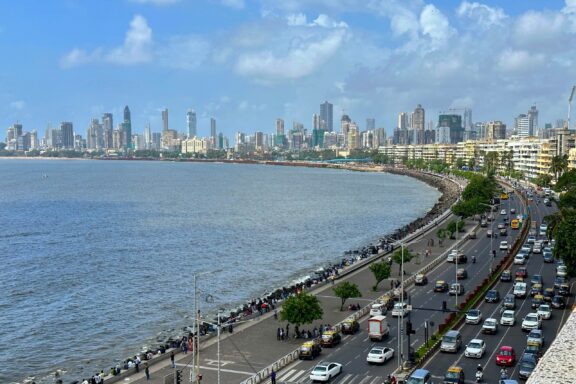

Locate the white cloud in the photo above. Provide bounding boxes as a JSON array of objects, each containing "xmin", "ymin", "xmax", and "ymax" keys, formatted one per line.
[
  {"xmin": 286, "ymin": 13, "xmax": 348, "ymax": 28},
  {"xmin": 419, "ymin": 5, "xmax": 455, "ymax": 50},
  {"xmin": 157, "ymin": 35, "xmax": 210, "ymax": 70},
  {"xmin": 221, "ymin": 0, "xmax": 245, "ymax": 9},
  {"xmin": 61, "ymin": 15, "xmax": 152, "ymax": 67},
  {"xmin": 235, "ymin": 29, "xmax": 346, "ymax": 81},
  {"xmin": 513, "ymin": 11, "xmax": 566, "ymax": 50},
  {"xmin": 287, "ymin": 13, "xmax": 308, "ymax": 26},
  {"xmin": 456, "ymin": 1, "xmax": 507, "ymax": 28},
  {"xmin": 496, "ymin": 49, "xmax": 546, "ymax": 72},
  {"xmin": 9, "ymin": 100, "xmax": 25, "ymax": 110}
]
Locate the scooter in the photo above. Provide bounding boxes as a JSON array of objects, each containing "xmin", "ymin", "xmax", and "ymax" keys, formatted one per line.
[{"xmin": 475, "ymin": 370, "xmax": 483, "ymax": 382}]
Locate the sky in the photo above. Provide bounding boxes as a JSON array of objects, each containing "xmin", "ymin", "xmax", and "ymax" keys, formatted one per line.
[{"xmin": 1, "ymin": 0, "xmax": 576, "ymax": 139}]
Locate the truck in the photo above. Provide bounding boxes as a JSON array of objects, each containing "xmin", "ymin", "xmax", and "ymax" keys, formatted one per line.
[{"xmin": 368, "ymin": 315, "xmax": 389, "ymax": 341}]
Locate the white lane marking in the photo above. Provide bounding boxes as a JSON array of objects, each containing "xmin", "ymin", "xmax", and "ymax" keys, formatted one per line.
[
  {"xmin": 369, "ymin": 377, "xmax": 381, "ymax": 384},
  {"xmin": 358, "ymin": 375, "xmax": 373, "ymax": 384},
  {"xmin": 278, "ymin": 369, "xmax": 296, "ymax": 381},
  {"xmin": 289, "ymin": 370, "xmax": 308, "ymax": 381},
  {"xmin": 337, "ymin": 373, "xmax": 354, "ymax": 384},
  {"xmin": 196, "ymin": 365, "xmax": 254, "ymax": 375}
]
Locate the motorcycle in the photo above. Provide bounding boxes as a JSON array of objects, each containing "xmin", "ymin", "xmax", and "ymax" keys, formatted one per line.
[{"xmin": 475, "ymin": 370, "xmax": 483, "ymax": 382}]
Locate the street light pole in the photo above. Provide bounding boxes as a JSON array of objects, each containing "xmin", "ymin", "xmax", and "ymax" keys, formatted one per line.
[{"xmin": 455, "ymin": 217, "xmax": 459, "ymax": 310}]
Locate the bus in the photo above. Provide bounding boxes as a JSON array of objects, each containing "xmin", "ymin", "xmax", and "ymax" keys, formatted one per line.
[{"xmin": 511, "ymin": 219, "xmax": 520, "ymax": 229}]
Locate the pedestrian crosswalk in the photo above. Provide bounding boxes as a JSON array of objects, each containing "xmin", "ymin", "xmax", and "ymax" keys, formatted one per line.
[{"xmin": 261, "ymin": 368, "xmax": 387, "ymax": 384}]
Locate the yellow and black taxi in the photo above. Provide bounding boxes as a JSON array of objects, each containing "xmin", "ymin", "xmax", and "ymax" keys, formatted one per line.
[
  {"xmin": 531, "ymin": 294, "xmax": 544, "ymax": 309},
  {"xmin": 320, "ymin": 330, "xmax": 342, "ymax": 348},
  {"xmin": 341, "ymin": 319, "xmax": 359, "ymax": 335},
  {"xmin": 379, "ymin": 295, "xmax": 395, "ymax": 310},
  {"xmin": 434, "ymin": 280, "xmax": 449, "ymax": 293},
  {"xmin": 443, "ymin": 366, "xmax": 465, "ymax": 384},
  {"xmin": 298, "ymin": 339, "xmax": 321, "ymax": 360}
]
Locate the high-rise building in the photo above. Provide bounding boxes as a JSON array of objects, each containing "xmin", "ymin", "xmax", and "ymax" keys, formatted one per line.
[
  {"xmin": 187, "ymin": 109, "xmax": 197, "ymax": 138},
  {"xmin": 348, "ymin": 122, "xmax": 359, "ymax": 149},
  {"xmin": 210, "ymin": 118, "xmax": 216, "ymax": 139},
  {"xmin": 436, "ymin": 114, "xmax": 463, "ymax": 144},
  {"xmin": 313, "ymin": 114, "xmax": 321, "ymax": 130},
  {"xmin": 276, "ymin": 118, "xmax": 285, "ymax": 135},
  {"xmin": 320, "ymin": 101, "xmax": 333, "ymax": 132},
  {"xmin": 144, "ymin": 124, "xmax": 152, "ymax": 149},
  {"xmin": 341, "ymin": 114, "xmax": 351, "ymax": 147},
  {"xmin": 398, "ymin": 112, "xmax": 408, "ymax": 130},
  {"xmin": 123, "ymin": 106, "xmax": 132, "ymax": 149},
  {"xmin": 515, "ymin": 114, "xmax": 531, "ymax": 137},
  {"xmin": 61, "ymin": 122, "xmax": 74, "ymax": 149},
  {"xmin": 162, "ymin": 108, "xmax": 169, "ymax": 132},
  {"xmin": 528, "ymin": 105, "xmax": 539, "ymax": 136},
  {"xmin": 486, "ymin": 121, "xmax": 506, "ymax": 140},
  {"xmin": 411, "ymin": 105, "xmax": 425, "ymax": 131},
  {"xmin": 366, "ymin": 118, "xmax": 375, "ymax": 131}
]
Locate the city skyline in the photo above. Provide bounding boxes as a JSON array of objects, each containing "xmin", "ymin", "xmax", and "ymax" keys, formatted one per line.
[{"xmin": 1, "ymin": 1, "xmax": 576, "ymax": 138}]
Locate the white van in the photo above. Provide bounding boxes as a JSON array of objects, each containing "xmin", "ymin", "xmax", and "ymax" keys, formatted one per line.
[{"xmin": 514, "ymin": 282, "xmax": 527, "ymax": 298}]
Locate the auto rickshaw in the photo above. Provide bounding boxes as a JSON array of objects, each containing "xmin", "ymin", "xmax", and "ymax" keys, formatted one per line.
[
  {"xmin": 320, "ymin": 330, "xmax": 342, "ymax": 348},
  {"xmin": 298, "ymin": 339, "xmax": 321, "ymax": 360},
  {"xmin": 341, "ymin": 319, "xmax": 360, "ymax": 335}
]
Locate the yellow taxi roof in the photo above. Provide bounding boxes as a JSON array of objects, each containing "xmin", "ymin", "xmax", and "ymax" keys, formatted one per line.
[
  {"xmin": 323, "ymin": 330, "xmax": 337, "ymax": 335},
  {"xmin": 436, "ymin": 280, "xmax": 446, "ymax": 284},
  {"xmin": 447, "ymin": 366, "xmax": 463, "ymax": 373},
  {"xmin": 302, "ymin": 341, "xmax": 315, "ymax": 347}
]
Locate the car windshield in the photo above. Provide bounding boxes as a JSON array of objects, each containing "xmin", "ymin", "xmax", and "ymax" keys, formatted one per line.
[
  {"xmin": 313, "ymin": 366, "xmax": 327, "ymax": 373},
  {"xmin": 468, "ymin": 310, "xmax": 479, "ymax": 316},
  {"xmin": 503, "ymin": 312, "xmax": 513, "ymax": 318},
  {"xmin": 370, "ymin": 349, "xmax": 383, "ymax": 355},
  {"xmin": 406, "ymin": 378, "xmax": 424, "ymax": 384},
  {"xmin": 485, "ymin": 320, "xmax": 495, "ymax": 326},
  {"xmin": 444, "ymin": 336, "xmax": 456, "ymax": 343},
  {"xmin": 520, "ymin": 361, "xmax": 535, "ymax": 370},
  {"xmin": 526, "ymin": 315, "xmax": 537, "ymax": 321},
  {"xmin": 539, "ymin": 305, "xmax": 550, "ymax": 311},
  {"xmin": 500, "ymin": 350, "xmax": 512, "ymax": 356},
  {"xmin": 469, "ymin": 341, "xmax": 482, "ymax": 348}
]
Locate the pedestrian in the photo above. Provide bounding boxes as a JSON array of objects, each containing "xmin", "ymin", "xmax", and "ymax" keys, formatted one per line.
[
  {"xmin": 144, "ymin": 363, "xmax": 150, "ymax": 381},
  {"xmin": 170, "ymin": 351, "xmax": 175, "ymax": 369},
  {"xmin": 390, "ymin": 280, "xmax": 394, "ymax": 290},
  {"xmin": 135, "ymin": 356, "xmax": 140, "ymax": 373},
  {"xmin": 286, "ymin": 323, "xmax": 290, "ymax": 340},
  {"xmin": 271, "ymin": 369, "xmax": 277, "ymax": 384},
  {"xmin": 277, "ymin": 327, "xmax": 281, "ymax": 341},
  {"xmin": 280, "ymin": 328, "xmax": 284, "ymax": 341}
]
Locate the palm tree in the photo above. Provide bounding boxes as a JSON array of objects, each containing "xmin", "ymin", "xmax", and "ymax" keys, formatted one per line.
[{"xmin": 550, "ymin": 154, "xmax": 569, "ymax": 182}]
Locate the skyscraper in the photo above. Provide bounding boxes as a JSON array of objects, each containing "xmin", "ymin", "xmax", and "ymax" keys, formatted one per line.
[
  {"xmin": 102, "ymin": 113, "xmax": 113, "ymax": 149},
  {"xmin": 276, "ymin": 118, "xmax": 285, "ymax": 135},
  {"xmin": 341, "ymin": 114, "xmax": 351, "ymax": 147},
  {"xmin": 123, "ymin": 106, "xmax": 132, "ymax": 149},
  {"xmin": 320, "ymin": 101, "xmax": 333, "ymax": 132},
  {"xmin": 60, "ymin": 122, "xmax": 74, "ymax": 149},
  {"xmin": 187, "ymin": 109, "xmax": 197, "ymax": 138},
  {"xmin": 487, "ymin": 121, "xmax": 506, "ymax": 140},
  {"xmin": 411, "ymin": 104, "xmax": 425, "ymax": 130},
  {"xmin": 162, "ymin": 108, "xmax": 169, "ymax": 132},
  {"xmin": 398, "ymin": 112, "xmax": 408, "ymax": 130},
  {"xmin": 210, "ymin": 118, "xmax": 216, "ymax": 139},
  {"xmin": 366, "ymin": 118, "xmax": 375, "ymax": 131},
  {"xmin": 528, "ymin": 105, "xmax": 539, "ymax": 136}
]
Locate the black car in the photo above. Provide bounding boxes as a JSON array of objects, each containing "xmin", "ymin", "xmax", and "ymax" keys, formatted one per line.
[
  {"xmin": 518, "ymin": 353, "xmax": 537, "ymax": 380},
  {"xmin": 500, "ymin": 270, "xmax": 512, "ymax": 282},
  {"xmin": 485, "ymin": 290, "xmax": 500, "ymax": 303},
  {"xmin": 554, "ymin": 276, "xmax": 567, "ymax": 289},
  {"xmin": 551, "ymin": 295, "xmax": 566, "ymax": 309},
  {"xmin": 559, "ymin": 284, "xmax": 571, "ymax": 296}
]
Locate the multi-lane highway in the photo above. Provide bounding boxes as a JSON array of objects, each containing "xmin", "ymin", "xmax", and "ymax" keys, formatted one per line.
[{"xmin": 258, "ymin": 187, "xmax": 573, "ymax": 384}]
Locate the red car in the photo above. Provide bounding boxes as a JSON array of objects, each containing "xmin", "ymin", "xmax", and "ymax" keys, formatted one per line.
[
  {"xmin": 496, "ymin": 346, "xmax": 516, "ymax": 366},
  {"xmin": 515, "ymin": 267, "xmax": 528, "ymax": 278}
]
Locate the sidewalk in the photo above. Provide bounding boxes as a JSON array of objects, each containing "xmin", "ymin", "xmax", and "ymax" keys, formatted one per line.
[{"xmin": 113, "ymin": 204, "xmax": 474, "ymax": 384}]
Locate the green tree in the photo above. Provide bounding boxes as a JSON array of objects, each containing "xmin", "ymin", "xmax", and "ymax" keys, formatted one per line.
[
  {"xmin": 391, "ymin": 248, "xmax": 415, "ymax": 274},
  {"xmin": 483, "ymin": 151, "xmax": 499, "ymax": 176},
  {"xmin": 534, "ymin": 174, "xmax": 552, "ymax": 188},
  {"xmin": 467, "ymin": 157, "xmax": 476, "ymax": 170},
  {"xmin": 555, "ymin": 169, "xmax": 576, "ymax": 192},
  {"xmin": 369, "ymin": 260, "xmax": 391, "ymax": 291},
  {"xmin": 552, "ymin": 209, "xmax": 576, "ymax": 277},
  {"xmin": 455, "ymin": 158, "xmax": 465, "ymax": 170},
  {"xmin": 446, "ymin": 220, "xmax": 465, "ymax": 237},
  {"xmin": 550, "ymin": 154, "xmax": 569, "ymax": 182},
  {"xmin": 279, "ymin": 293, "xmax": 323, "ymax": 326},
  {"xmin": 333, "ymin": 282, "xmax": 362, "ymax": 310}
]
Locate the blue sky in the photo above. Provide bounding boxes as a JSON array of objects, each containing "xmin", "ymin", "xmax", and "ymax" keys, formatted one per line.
[{"xmin": 1, "ymin": 0, "xmax": 575, "ymax": 139}]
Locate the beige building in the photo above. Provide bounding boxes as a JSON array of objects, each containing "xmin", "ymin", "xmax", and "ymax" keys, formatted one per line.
[{"xmin": 181, "ymin": 137, "xmax": 208, "ymax": 155}]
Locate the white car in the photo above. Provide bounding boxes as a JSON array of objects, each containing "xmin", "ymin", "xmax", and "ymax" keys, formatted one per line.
[
  {"xmin": 391, "ymin": 302, "xmax": 410, "ymax": 317},
  {"xmin": 522, "ymin": 313, "xmax": 542, "ymax": 331},
  {"xmin": 500, "ymin": 241, "xmax": 509, "ymax": 250},
  {"xmin": 465, "ymin": 309, "xmax": 482, "ymax": 324},
  {"xmin": 527, "ymin": 235, "xmax": 536, "ymax": 244},
  {"xmin": 310, "ymin": 362, "xmax": 343, "ymax": 382},
  {"xmin": 537, "ymin": 304, "xmax": 552, "ymax": 320},
  {"xmin": 514, "ymin": 254, "xmax": 526, "ymax": 265},
  {"xmin": 500, "ymin": 209, "xmax": 507, "ymax": 215},
  {"xmin": 369, "ymin": 303, "xmax": 386, "ymax": 317},
  {"xmin": 482, "ymin": 318, "xmax": 498, "ymax": 334},
  {"xmin": 511, "ymin": 208, "xmax": 516, "ymax": 214},
  {"xmin": 366, "ymin": 347, "xmax": 394, "ymax": 364},
  {"xmin": 500, "ymin": 310, "xmax": 516, "ymax": 326},
  {"xmin": 464, "ymin": 338, "xmax": 486, "ymax": 358},
  {"xmin": 521, "ymin": 245, "xmax": 532, "ymax": 254},
  {"xmin": 557, "ymin": 265, "xmax": 568, "ymax": 278}
]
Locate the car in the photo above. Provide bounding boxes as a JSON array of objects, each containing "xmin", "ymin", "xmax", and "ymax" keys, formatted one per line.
[
  {"xmin": 554, "ymin": 276, "xmax": 567, "ymax": 289},
  {"xmin": 557, "ymin": 265, "xmax": 568, "ymax": 278},
  {"xmin": 551, "ymin": 295, "xmax": 566, "ymax": 309},
  {"xmin": 525, "ymin": 341, "xmax": 544, "ymax": 358},
  {"xmin": 503, "ymin": 294, "xmax": 516, "ymax": 309},
  {"xmin": 515, "ymin": 267, "xmax": 528, "ymax": 278},
  {"xmin": 299, "ymin": 340, "xmax": 322, "ymax": 360},
  {"xmin": 513, "ymin": 254, "xmax": 526, "ymax": 265},
  {"xmin": 532, "ymin": 244, "xmax": 542, "ymax": 254},
  {"xmin": 527, "ymin": 235, "xmax": 536, "ymax": 244},
  {"xmin": 443, "ymin": 366, "xmax": 465, "ymax": 384},
  {"xmin": 487, "ymin": 229, "xmax": 493, "ymax": 237},
  {"xmin": 496, "ymin": 346, "xmax": 516, "ymax": 366},
  {"xmin": 434, "ymin": 280, "xmax": 449, "ymax": 293},
  {"xmin": 500, "ymin": 209, "xmax": 507, "ymax": 215},
  {"xmin": 370, "ymin": 304, "xmax": 387, "ymax": 317},
  {"xmin": 500, "ymin": 228, "xmax": 508, "ymax": 236},
  {"xmin": 543, "ymin": 288, "xmax": 555, "ymax": 302},
  {"xmin": 406, "ymin": 369, "xmax": 433, "ymax": 384},
  {"xmin": 465, "ymin": 309, "xmax": 482, "ymax": 324},
  {"xmin": 366, "ymin": 347, "xmax": 394, "ymax": 365},
  {"xmin": 447, "ymin": 249, "xmax": 464, "ymax": 262},
  {"xmin": 485, "ymin": 289, "xmax": 500, "ymax": 303},
  {"xmin": 500, "ymin": 270, "xmax": 512, "ymax": 282},
  {"xmin": 415, "ymin": 273, "xmax": 428, "ymax": 286},
  {"xmin": 530, "ymin": 275, "xmax": 543, "ymax": 285},
  {"xmin": 464, "ymin": 338, "xmax": 486, "ymax": 358},
  {"xmin": 559, "ymin": 283, "xmax": 570, "ymax": 296},
  {"xmin": 341, "ymin": 319, "xmax": 359, "ymax": 334},
  {"xmin": 530, "ymin": 283, "xmax": 543, "ymax": 297},
  {"xmin": 320, "ymin": 331, "xmax": 342, "ymax": 347},
  {"xmin": 531, "ymin": 294, "xmax": 544, "ymax": 309},
  {"xmin": 449, "ymin": 283, "xmax": 465, "ymax": 296},
  {"xmin": 521, "ymin": 313, "xmax": 542, "ymax": 331},
  {"xmin": 513, "ymin": 282, "xmax": 527, "ymax": 298},
  {"xmin": 543, "ymin": 252, "xmax": 554, "ymax": 263},
  {"xmin": 482, "ymin": 318, "xmax": 498, "ymax": 334},
  {"xmin": 527, "ymin": 329, "xmax": 545, "ymax": 346},
  {"xmin": 500, "ymin": 310, "xmax": 516, "ymax": 326},
  {"xmin": 391, "ymin": 302, "xmax": 410, "ymax": 317},
  {"xmin": 539, "ymin": 224, "xmax": 548, "ymax": 236},
  {"xmin": 480, "ymin": 220, "xmax": 488, "ymax": 227},
  {"xmin": 510, "ymin": 208, "xmax": 516, "ymax": 214},
  {"xmin": 537, "ymin": 304, "xmax": 552, "ymax": 319},
  {"xmin": 518, "ymin": 353, "xmax": 537, "ymax": 380},
  {"xmin": 521, "ymin": 245, "xmax": 532, "ymax": 254},
  {"xmin": 500, "ymin": 241, "xmax": 509, "ymax": 250},
  {"xmin": 309, "ymin": 362, "xmax": 343, "ymax": 382},
  {"xmin": 468, "ymin": 231, "xmax": 477, "ymax": 239},
  {"xmin": 497, "ymin": 223, "xmax": 505, "ymax": 230},
  {"xmin": 456, "ymin": 268, "xmax": 467, "ymax": 280}
]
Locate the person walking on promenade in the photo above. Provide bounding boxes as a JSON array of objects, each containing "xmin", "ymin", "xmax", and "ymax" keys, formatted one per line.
[
  {"xmin": 280, "ymin": 328, "xmax": 284, "ymax": 341},
  {"xmin": 170, "ymin": 351, "xmax": 175, "ymax": 368},
  {"xmin": 271, "ymin": 369, "xmax": 277, "ymax": 384},
  {"xmin": 277, "ymin": 327, "xmax": 281, "ymax": 341},
  {"xmin": 135, "ymin": 356, "xmax": 140, "ymax": 373},
  {"xmin": 285, "ymin": 323, "xmax": 290, "ymax": 340},
  {"xmin": 144, "ymin": 363, "xmax": 150, "ymax": 381}
]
